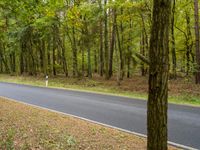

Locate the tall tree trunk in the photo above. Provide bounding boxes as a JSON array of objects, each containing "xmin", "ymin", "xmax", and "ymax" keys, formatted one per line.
[
  {"xmin": 140, "ymin": 32, "xmax": 145, "ymax": 76},
  {"xmin": 147, "ymin": 0, "xmax": 171, "ymax": 150},
  {"xmin": 98, "ymin": 0, "xmax": 104, "ymax": 77},
  {"xmin": 140, "ymin": 13, "xmax": 149, "ymax": 76},
  {"xmin": 72, "ymin": 26, "xmax": 78, "ymax": 77},
  {"xmin": 60, "ymin": 35, "xmax": 68, "ymax": 77},
  {"xmin": 42, "ymin": 40, "xmax": 47, "ymax": 75},
  {"xmin": 185, "ymin": 11, "xmax": 193, "ymax": 76},
  {"xmin": 94, "ymin": 49, "xmax": 98, "ymax": 73},
  {"xmin": 84, "ymin": 17, "xmax": 92, "ymax": 79},
  {"xmin": 119, "ymin": 8, "xmax": 124, "ymax": 80},
  {"xmin": 127, "ymin": 48, "xmax": 131, "ymax": 78},
  {"xmin": 0, "ymin": 43, "xmax": 9, "ymax": 73},
  {"xmin": 194, "ymin": 0, "xmax": 200, "ymax": 84},
  {"xmin": 104, "ymin": 0, "xmax": 109, "ymax": 80},
  {"xmin": 81, "ymin": 28, "xmax": 85, "ymax": 77},
  {"xmin": 108, "ymin": 8, "xmax": 116, "ymax": 79},
  {"xmin": 53, "ymin": 31, "xmax": 56, "ymax": 76},
  {"xmin": 171, "ymin": 0, "xmax": 177, "ymax": 79},
  {"xmin": 116, "ymin": 24, "xmax": 123, "ymax": 81},
  {"xmin": 47, "ymin": 37, "xmax": 51, "ymax": 74},
  {"xmin": 99, "ymin": 19, "xmax": 104, "ymax": 76},
  {"xmin": 127, "ymin": 18, "xmax": 132, "ymax": 78}
]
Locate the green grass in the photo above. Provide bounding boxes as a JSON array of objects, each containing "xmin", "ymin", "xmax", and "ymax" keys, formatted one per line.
[{"xmin": 0, "ymin": 74, "xmax": 200, "ymax": 107}]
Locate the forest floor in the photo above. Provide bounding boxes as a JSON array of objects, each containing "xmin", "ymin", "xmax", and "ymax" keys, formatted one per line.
[
  {"xmin": 0, "ymin": 74, "xmax": 200, "ymax": 106},
  {"xmin": 0, "ymin": 97, "xmax": 179, "ymax": 150}
]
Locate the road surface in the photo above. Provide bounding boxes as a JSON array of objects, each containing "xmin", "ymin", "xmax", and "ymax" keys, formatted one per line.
[{"xmin": 0, "ymin": 82, "xmax": 199, "ymax": 149}]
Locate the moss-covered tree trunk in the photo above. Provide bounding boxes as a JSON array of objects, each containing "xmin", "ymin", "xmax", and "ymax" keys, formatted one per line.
[{"xmin": 147, "ymin": 0, "xmax": 171, "ymax": 150}]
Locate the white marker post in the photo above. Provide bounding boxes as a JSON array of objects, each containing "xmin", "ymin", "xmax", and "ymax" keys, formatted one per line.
[{"xmin": 45, "ymin": 75, "xmax": 48, "ymax": 87}]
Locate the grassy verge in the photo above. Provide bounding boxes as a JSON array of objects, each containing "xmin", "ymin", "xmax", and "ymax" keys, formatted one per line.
[
  {"xmin": 0, "ymin": 74, "xmax": 200, "ymax": 106},
  {"xmin": 0, "ymin": 97, "xmax": 179, "ymax": 150}
]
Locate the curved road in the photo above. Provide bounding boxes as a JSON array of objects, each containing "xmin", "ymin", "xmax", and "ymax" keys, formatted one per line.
[{"xmin": 0, "ymin": 82, "xmax": 200, "ymax": 149}]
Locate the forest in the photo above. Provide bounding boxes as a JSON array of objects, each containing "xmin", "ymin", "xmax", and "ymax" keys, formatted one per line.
[
  {"xmin": 0, "ymin": 0, "xmax": 199, "ymax": 84},
  {"xmin": 0, "ymin": 0, "xmax": 200, "ymax": 150}
]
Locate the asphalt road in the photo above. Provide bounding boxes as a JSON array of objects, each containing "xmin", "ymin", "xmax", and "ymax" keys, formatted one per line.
[{"xmin": 0, "ymin": 82, "xmax": 200, "ymax": 149}]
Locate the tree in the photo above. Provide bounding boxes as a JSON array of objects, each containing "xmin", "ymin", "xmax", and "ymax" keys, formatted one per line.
[
  {"xmin": 147, "ymin": 0, "xmax": 171, "ymax": 150},
  {"xmin": 171, "ymin": 0, "xmax": 177, "ymax": 79},
  {"xmin": 194, "ymin": 0, "xmax": 200, "ymax": 84},
  {"xmin": 104, "ymin": 0, "xmax": 109, "ymax": 80}
]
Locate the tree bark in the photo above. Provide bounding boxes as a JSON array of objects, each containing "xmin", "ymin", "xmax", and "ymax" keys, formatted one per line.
[
  {"xmin": 185, "ymin": 11, "xmax": 193, "ymax": 76},
  {"xmin": 194, "ymin": 0, "xmax": 200, "ymax": 84},
  {"xmin": 104, "ymin": 0, "xmax": 109, "ymax": 80},
  {"xmin": 147, "ymin": 0, "xmax": 171, "ymax": 150},
  {"xmin": 108, "ymin": 8, "xmax": 116, "ymax": 79},
  {"xmin": 72, "ymin": 26, "xmax": 78, "ymax": 77},
  {"xmin": 171, "ymin": 0, "xmax": 177, "ymax": 79},
  {"xmin": 53, "ymin": 31, "xmax": 56, "ymax": 76}
]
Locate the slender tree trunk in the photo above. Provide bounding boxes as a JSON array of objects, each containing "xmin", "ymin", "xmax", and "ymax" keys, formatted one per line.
[
  {"xmin": 171, "ymin": 0, "xmax": 177, "ymax": 79},
  {"xmin": 104, "ymin": 0, "xmax": 109, "ymax": 80},
  {"xmin": 53, "ymin": 31, "xmax": 56, "ymax": 76},
  {"xmin": 47, "ymin": 37, "xmax": 51, "ymax": 74},
  {"xmin": 194, "ymin": 0, "xmax": 200, "ymax": 84},
  {"xmin": 98, "ymin": 0, "xmax": 104, "ymax": 77},
  {"xmin": 20, "ymin": 43, "xmax": 24, "ymax": 74},
  {"xmin": 185, "ymin": 12, "xmax": 193, "ymax": 76},
  {"xmin": 0, "ymin": 44, "xmax": 9, "ymax": 73},
  {"xmin": 108, "ymin": 8, "xmax": 116, "ymax": 79},
  {"xmin": 42, "ymin": 39, "xmax": 47, "ymax": 75},
  {"xmin": 94, "ymin": 49, "xmax": 98, "ymax": 73},
  {"xmin": 147, "ymin": 0, "xmax": 171, "ymax": 150},
  {"xmin": 61, "ymin": 35, "xmax": 68, "ymax": 77},
  {"xmin": 99, "ymin": 19, "xmax": 104, "ymax": 76},
  {"xmin": 140, "ymin": 32, "xmax": 145, "ymax": 76},
  {"xmin": 72, "ymin": 26, "xmax": 78, "ymax": 77},
  {"xmin": 116, "ymin": 24, "xmax": 123, "ymax": 81},
  {"xmin": 127, "ymin": 19, "xmax": 132, "ymax": 78},
  {"xmin": 119, "ymin": 8, "xmax": 124, "ymax": 80},
  {"xmin": 140, "ymin": 13, "xmax": 149, "ymax": 76},
  {"xmin": 82, "ymin": 46, "xmax": 85, "ymax": 77}
]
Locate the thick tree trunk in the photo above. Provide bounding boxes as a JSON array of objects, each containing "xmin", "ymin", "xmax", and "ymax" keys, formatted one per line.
[
  {"xmin": 194, "ymin": 0, "xmax": 200, "ymax": 84},
  {"xmin": 147, "ymin": 0, "xmax": 171, "ymax": 150}
]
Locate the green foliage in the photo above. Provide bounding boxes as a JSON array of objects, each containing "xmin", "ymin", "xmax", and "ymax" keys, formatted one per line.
[{"xmin": 0, "ymin": 0, "xmax": 199, "ymax": 81}]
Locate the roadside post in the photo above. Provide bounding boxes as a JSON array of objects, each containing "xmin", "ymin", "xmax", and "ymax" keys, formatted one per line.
[{"xmin": 45, "ymin": 75, "xmax": 48, "ymax": 87}]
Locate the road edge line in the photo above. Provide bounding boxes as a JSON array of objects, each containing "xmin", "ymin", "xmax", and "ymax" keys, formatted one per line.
[{"xmin": 0, "ymin": 96, "xmax": 198, "ymax": 150}]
